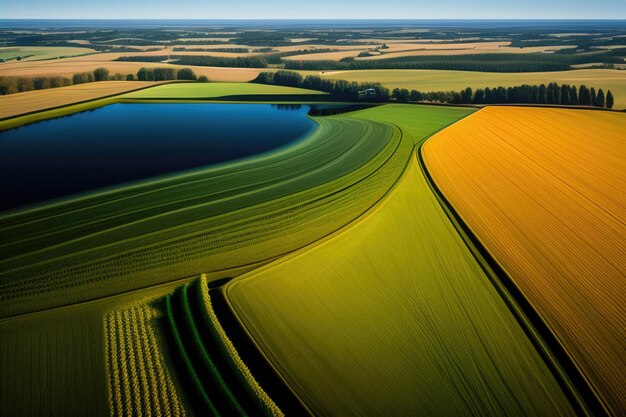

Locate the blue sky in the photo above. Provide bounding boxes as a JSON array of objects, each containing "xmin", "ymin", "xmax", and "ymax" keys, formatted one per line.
[{"xmin": 2, "ymin": 0, "xmax": 625, "ymax": 19}]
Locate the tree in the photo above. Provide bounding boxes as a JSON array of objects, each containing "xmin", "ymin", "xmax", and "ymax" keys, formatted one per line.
[
  {"xmin": 570, "ymin": 86, "xmax": 578, "ymax": 105},
  {"xmin": 461, "ymin": 87, "xmax": 473, "ymax": 104},
  {"xmin": 590, "ymin": 87, "xmax": 597, "ymax": 107},
  {"xmin": 272, "ymin": 70, "xmax": 303, "ymax": 87},
  {"xmin": 579, "ymin": 85, "xmax": 591, "ymax": 106},
  {"xmin": 596, "ymin": 89, "xmax": 605, "ymax": 108},
  {"xmin": 409, "ymin": 89, "xmax": 422, "ymax": 102},
  {"xmin": 93, "ymin": 67, "xmax": 110, "ymax": 82},
  {"xmin": 538, "ymin": 84, "xmax": 547, "ymax": 104},
  {"xmin": 197, "ymin": 75, "xmax": 209, "ymax": 82},
  {"xmin": 33, "ymin": 77, "xmax": 51, "ymax": 90},
  {"xmin": 392, "ymin": 88, "xmax": 409, "ymax": 102},
  {"xmin": 176, "ymin": 68, "xmax": 197, "ymax": 80},
  {"xmin": 560, "ymin": 84, "xmax": 571, "ymax": 105},
  {"xmin": 606, "ymin": 90, "xmax": 614, "ymax": 109},
  {"xmin": 472, "ymin": 89, "xmax": 485, "ymax": 104},
  {"xmin": 137, "ymin": 67, "xmax": 153, "ymax": 81},
  {"xmin": 72, "ymin": 73, "xmax": 86, "ymax": 85},
  {"xmin": 484, "ymin": 87, "xmax": 493, "ymax": 103},
  {"xmin": 126, "ymin": 74, "xmax": 135, "ymax": 81}
]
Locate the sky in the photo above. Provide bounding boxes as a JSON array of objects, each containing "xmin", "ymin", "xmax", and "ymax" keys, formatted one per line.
[{"xmin": 1, "ymin": 0, "xmax": 625, "ymax": 19}]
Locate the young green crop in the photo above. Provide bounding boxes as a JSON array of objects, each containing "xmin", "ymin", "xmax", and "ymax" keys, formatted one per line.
[
  {"xmin": 0, "ymin": 116, "xmax": 403, "ymax": 317},
  {"xmin": 105, "ymin": 304, "xmax": 189, "ymax": 417}
]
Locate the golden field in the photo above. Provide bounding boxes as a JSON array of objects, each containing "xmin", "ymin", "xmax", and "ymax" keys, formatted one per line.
[
  {"xmin": 0, "ymin": 58, "xmax": 260, "ymax": 82},
  {"xmin": 423, "ymin": 106, "xmax": 626, "ymax": 416},
  {"xmin": 0, "ymin": 81, "xmax": 158, "ymax": 119}
]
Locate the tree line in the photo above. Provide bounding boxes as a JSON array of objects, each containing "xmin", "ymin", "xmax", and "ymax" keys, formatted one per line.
[
  {"xmin": 254, "ymin": 71, "xmax": 389, "ymax": 100},
  {"xmin": 0, "ymin": 66, "xmax": 207, "ymax": 96},
  {"xmin": 283, "ymin": 52, "xmax": 624, "ymax": 73},
  {"xmin": 115, "ymin": 50, "xmax": 622, "ymax": 73},
  {"xmin": 0, "ymin": 67, "xmax": 121, "ymax": 95},
  {"xmin": 391, "ymin": 83, "xmax": 615, "ymax": 108},
  {"xmin": 254, "ymin": 71, "xmax": 616, "ymax": 109},
  {"xmin": 117, "ymin": 55, "xmax": 274, "ymax": 68}
]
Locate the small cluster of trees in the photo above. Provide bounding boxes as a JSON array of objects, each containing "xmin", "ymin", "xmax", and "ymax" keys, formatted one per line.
[
  {"xmin": 0, "ymin": 76, "xmax": 72, "ymax": 95},
  {"xmin": 0, "ymin": 65, "xmax": 209, "ymax": 95},
  {"xmin": 392, "ymin": 83, "xmax": 615, "ymax": 109},
  {"xmin": 135, "ymin": 67, "xmax": 201, "ymax": 81},
  {"xmin": 254, "ymin": 70, "xmax": 389, "ymax": 100}
]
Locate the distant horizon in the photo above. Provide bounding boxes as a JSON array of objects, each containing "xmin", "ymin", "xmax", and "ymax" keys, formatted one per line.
[
  {"xmin": 1, "ymin": 18, "xmax": 625, "ymax": 29},
  {"xmin": 2, "ymin": 0, "xmax": 625, "ymax": 20},
  {"xmin": 2, "ymin": 18, "xmax": 626, "ymax": 21}
]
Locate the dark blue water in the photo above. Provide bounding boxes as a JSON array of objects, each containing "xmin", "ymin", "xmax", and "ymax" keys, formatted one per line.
[{"xmin": 0, "ymin": 103, "xmax": 315, "ymax": 212}]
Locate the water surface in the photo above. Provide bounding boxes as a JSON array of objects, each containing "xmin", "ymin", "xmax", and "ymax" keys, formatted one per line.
[{"xmin": 0, "ymin": 103, "xmax": 315, "ymax": 212}]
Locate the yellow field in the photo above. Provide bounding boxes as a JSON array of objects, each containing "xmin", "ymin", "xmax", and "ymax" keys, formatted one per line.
[
  {"xmin": 318, "ymin": 69, "xmax": 626, "ymax": 108},
  {"xmin": 0, "ymin": 81, "xmax": 158, "ymax": 119},
  {"xmin": 423, "ymin": 106, "xmax": 626, "ymax": 416}
]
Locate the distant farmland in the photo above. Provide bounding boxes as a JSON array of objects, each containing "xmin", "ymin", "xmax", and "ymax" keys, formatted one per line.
[{"xmin": 423, "ymin": 106, "xmax": 626, "ymax": 416}]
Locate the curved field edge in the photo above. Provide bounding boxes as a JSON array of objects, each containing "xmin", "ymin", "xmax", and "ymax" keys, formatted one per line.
[
  {"xmin": 162, "ymin": 276, "xmax": 292, "ymax": 416},
  {"xmin": 0, "ymin": 109, "xmax": 403, "ymax": 317},
  {"xmin": 422, "ymin": 106, "xmax": 625, "ymax": 416},
  {"xmin": 0, "ymin": 82, "xmax": 328, "ymax": 131},
  {"xmin": 415, "ymin": 114, "xmax": 600, "ymax": 417},
  {"xmin": 0, "ymin": 81, "xmax": 161, "ymax": 121},
  {"xmin": 223, "ymin": 106, "xmax": 577, "ymax": 417}
]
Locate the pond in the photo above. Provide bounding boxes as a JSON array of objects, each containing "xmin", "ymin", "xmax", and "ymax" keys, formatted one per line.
[{"xmin": 0, "ymin": 103, "xmax": 317, "ymax": 212}]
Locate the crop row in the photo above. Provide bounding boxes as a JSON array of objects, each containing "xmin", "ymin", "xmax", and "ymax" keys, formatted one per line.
[
  {"xmin": 164, "ymin": 277, "xmax": 283, "ymax": 416},
  {"xmin": 104, "ymin": 304, "xmax": 188, "ymax": 417},
  {"xmin": 0, "ymin": 117, "xmax": 410, "ymax": 317}
]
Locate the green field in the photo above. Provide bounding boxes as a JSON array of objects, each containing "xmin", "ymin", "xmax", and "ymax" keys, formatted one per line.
[
  {"xmin": 0, "ymin": 46, "xmax": 96, "ymax": 61},
  {"xmin": 0, "ymin": 105, "xmax": 402, "ymax": 317},
  {"xmin": 317, "ymin": 68, "xmax": 626, "ymax": 108},
  {"xmin": 122, "ymin": 82, "xmax": 327, "ymax": 99}
]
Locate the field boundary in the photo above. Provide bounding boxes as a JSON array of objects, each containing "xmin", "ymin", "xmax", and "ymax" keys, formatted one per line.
[
  {"xmin": 218, "ymin": 123, "xmax": 417, "ymax": 416},
  {"xmin": 417, "ymin": 121, "xmax": 610, "ymax": 417},
  {"xmin": 0, "ymin": 81, "xmax": 182, "ymax": 123}
]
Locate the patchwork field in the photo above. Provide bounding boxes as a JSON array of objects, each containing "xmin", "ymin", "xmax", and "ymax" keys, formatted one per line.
[
  {"xmin": 318, "ymin": 69, "xmax": 626, "ymax": 108},
  {"xmin": 1, "ymin": 19, "xmax": 625, "ymax": 417},
  {"xmin": 225, "ymin": 105, "xmax": 577, "ymax": 417},
  {"xmin": 423, "ymin": 106, "xmax": 626, "ymax": 416}
]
